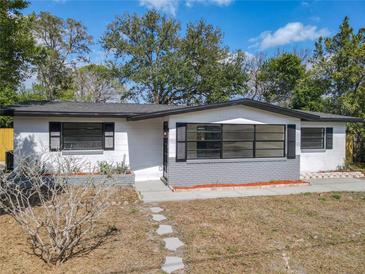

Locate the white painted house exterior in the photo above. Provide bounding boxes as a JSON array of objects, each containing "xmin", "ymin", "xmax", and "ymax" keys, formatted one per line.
[{"xmin": 3, "ymin": 99, "xmax": 362, "ymax": 187}]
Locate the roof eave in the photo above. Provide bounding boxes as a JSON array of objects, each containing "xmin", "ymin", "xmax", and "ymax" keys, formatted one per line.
[
  {"xmin": 304, "ymin": 117, "xmax": 364, "ymax": 123},
  {"xmin": 10, "ymin": 110, "xmax": 136, "ymax": 118}
]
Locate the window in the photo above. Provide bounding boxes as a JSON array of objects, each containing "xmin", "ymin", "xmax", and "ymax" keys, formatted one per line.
[
  {"xmin": 176, "ymin": 123, "xmax": 286, "ymax": 161},
  {"xmin": 49, "ymin": 122, "xmax": 115, "ymax": 151},
  {"xmin": 301, "ymin": 127, "xmax": 325, "ymax": 149}
]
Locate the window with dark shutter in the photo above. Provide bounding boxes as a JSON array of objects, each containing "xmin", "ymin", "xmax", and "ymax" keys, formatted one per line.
[
  {"xmin": 326, "ymin": 127, "xmax": 333, "ymax": 149},
  {"xmin": 287, "ymin": 124, "xmax": 296, "ymax": 159},
  {"xmin": 176, "ymin": 123, "xmax": 187, "ymax": 162},
  {"xmin": 301, "ymin": 128, "xmax": 325, "ymax": 149},
  {"xmin": 49, "ymin": 122, "xmax": 62, "ymax": 151},
  {"xmin": 103, "ymin": 123, "xmax": 115, "ymax": 150}
]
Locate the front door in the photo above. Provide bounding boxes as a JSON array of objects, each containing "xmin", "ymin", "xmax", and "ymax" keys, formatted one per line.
[{"xmin": 163, "ymin": 121, "xmax": 168, "ymax": 179}]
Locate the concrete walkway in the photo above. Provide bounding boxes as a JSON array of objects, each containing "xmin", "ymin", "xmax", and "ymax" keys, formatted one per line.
[{"xmin": 135, "ymin": 178, "xmax": 365, "ymax": 203}]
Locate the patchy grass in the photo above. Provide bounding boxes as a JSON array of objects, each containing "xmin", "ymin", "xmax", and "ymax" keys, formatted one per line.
[
  {"xmin": 162, "ymin": 192, "xmax": 365, "ymax": 273},
  {"xmin": 0, "ymin": 187, "xmax": 164, "ymax": 274}
]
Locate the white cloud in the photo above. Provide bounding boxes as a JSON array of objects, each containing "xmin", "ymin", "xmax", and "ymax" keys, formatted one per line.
[
  {"xmin": 139, "ymin": 0, "xmax": 233, "ymax": 15},
  {"xmin": 250, "ymin": 22, "xmax": 329, "ymax": 50},
  {"xmin": 139, "ymin": 0, "xmax": 179, "ymax": 16},
  {"xmin": 186, "ymin": 0, "xmax": 233, "ymax": 7}
]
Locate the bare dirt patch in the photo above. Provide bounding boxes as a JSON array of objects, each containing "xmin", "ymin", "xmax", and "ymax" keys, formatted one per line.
[
  {"xmin": 0, "ymin": 187, "xmax": 164, "ymax": 274},
  {"xmin": 162, "ymin": 192, "xmax": 365, "ymax": 273}
]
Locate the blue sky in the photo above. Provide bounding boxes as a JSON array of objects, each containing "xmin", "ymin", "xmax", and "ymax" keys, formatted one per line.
[{"xmin": 26, "ymin": 0, "xmax": 365, "ymax": 62}]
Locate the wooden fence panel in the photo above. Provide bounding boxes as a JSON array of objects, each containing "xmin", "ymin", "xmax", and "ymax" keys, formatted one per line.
[{"xmin": 0, "ymin": 128, "xmax": 14, "ymax": 161}]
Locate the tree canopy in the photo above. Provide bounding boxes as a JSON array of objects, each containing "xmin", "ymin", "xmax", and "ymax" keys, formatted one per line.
[{"xmin": 102, "ymin": 10, "xmax": 248, "ymax": 104}]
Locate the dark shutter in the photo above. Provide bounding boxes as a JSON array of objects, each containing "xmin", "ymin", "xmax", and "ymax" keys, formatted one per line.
[
  {"xmin": 49, "ymin": 122, "xmax": 62, "ymax": 151},
  {"xmin": 103, "ymin": 123, "xmax": 115, "ymax": 150},
  {"xmin": 176, "ymin": 123, "xmax": 186, "ymax": 162},
  {"xmin": 326, "ymin": 127, "xmax": 333, "ymax": 149},
  {"xmin": 287, "ymin": 124, "xmax": 296, "ymax": 159}
]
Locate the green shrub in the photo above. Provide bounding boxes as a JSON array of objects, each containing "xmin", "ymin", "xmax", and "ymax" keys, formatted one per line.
[{"xmin": 97, "ymin": 157, "xmax": 130, "ymax": 175}]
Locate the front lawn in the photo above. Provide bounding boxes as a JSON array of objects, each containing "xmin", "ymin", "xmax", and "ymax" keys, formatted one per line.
[
  {"xmin": 0, "ymin": 187, "xmax": 164, "ymax": 274},
  {"xmin": 162, "ymin": 192, "xmax": 365, "ymax": 273}
]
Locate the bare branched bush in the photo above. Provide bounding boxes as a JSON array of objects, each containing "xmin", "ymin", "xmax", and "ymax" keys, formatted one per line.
[{"xmin": 0, "ymin": 156, "xmax": 114, "ymax": 265}]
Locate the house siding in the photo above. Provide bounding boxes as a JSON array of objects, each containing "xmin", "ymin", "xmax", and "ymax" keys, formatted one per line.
[
  {"xmin": 166, "ymin": 105, "xmax": 302, "ymax": 186},
  {"xmin": 13, "ymin": 116, "xmax": 163, "ymax": 181},
  {"xmin": 300, "ymin": 121, "xmax": 347, "ymax": 172}
]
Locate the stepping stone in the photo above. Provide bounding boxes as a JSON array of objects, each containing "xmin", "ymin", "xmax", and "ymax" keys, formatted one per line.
[
  {"xmin": 161, "ymin": 256, "xmax": 184, "ymax": 273},
  {"xmin": 157, "ymin": 224, "xmax": 173, "ymax": 235},
  {"xmin": 163, "ymin": 237, "xmax": 184, "ymax": 251},
  {"xmin": 152, "ymin": 214, "xmax": 167, "ymax": 222},
  {"xmin": 150, "ymin": 207, "xmax": 164, "ymax": 213}
]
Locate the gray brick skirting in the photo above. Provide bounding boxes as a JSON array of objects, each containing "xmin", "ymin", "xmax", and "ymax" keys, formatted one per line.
[{"xmin": 167, "ymin": 156, "xmax": 300, "ymax": 187}]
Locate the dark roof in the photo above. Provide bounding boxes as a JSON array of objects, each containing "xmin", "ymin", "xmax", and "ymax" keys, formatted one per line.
[
  {"xmin": 127, "ymin": 99, "xmax": 364, "ymax": 122},
  {"xmin": 1, "ymin": 101, "xmax": 184, "ymax": 117},
  {"xmin": 1, "ymin": 99, "xmax": 363, "ymax": 122},
  {"xmin": 293, "ymin": 110, "xmax": 364, "ymax": 122}
]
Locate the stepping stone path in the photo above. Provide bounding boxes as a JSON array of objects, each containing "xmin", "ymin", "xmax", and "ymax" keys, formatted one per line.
[
  {"xmin": 157, "ymin": 224, "xmax": 173, "ymax": 235},
  {"xmin": 149, "ymin": 206, "xmax": 185, "ymax": 273},
  {"xmin": 150, "ymin": 207, "xmax": 164, "ymax": 213},
  {"xmin": 152, "ymin": 214, "xmax": 167, "ymax": 222},
  {"xmin": 163, "ymin": 237, "xmax": 184, "ymax": 252},
  {"xmin": 162, "ymin": 256, "xmax": 184, "ymax": 274}
]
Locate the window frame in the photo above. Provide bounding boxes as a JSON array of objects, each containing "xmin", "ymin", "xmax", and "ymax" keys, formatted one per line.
[
  {"xmin": 49, "ymin": 122, "xmax": 115, "ymax": 151},
  {"xmin": 176, "ymin": 123, "xmax": 287, "ymax": 161},
  {"xmin": 301, "ymin": 127, "xmax": 326, "ymax": 150}
]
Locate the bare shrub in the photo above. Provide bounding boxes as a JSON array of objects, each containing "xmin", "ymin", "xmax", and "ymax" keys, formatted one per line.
[{"xmin": 0, "ymin": 156, "xmax": 114, "ymax": 265}]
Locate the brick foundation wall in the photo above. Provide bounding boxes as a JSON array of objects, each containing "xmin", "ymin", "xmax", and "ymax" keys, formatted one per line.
[{"xmin": 167, "ymin": 156, "xmax": 300, "ymax": 187}]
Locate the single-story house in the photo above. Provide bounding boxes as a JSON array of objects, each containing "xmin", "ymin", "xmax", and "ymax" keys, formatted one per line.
[{"xmin": 1, "ymin": 99, "xmax": 363, "ymax": 187}]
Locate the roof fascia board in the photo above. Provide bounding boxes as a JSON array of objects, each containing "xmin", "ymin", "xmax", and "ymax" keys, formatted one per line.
[{"xmin": 12, "ymin": 110, "xmax": 134, "ymax": 118}]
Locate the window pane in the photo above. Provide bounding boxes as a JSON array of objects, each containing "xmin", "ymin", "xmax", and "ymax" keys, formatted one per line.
[
  {"xmin": 223, "ymin": 124, "xmax": 254, "ymax": 141},
  {"xmin": 187, "ymin": 124, "xmax": 221, "ymax": 132},
  {"xmin": 187, "ymin": 149, "xmax": 221, "ymax": 159},
  {"xmin": 256, "ymin": 125, "xmax": 284, "ymax": 133},
  {"xmin": 177, "ymin": 142, "xmax": 186, "ymax": 160},
  {"xmin": 256, "ymin": 149, "xmax": 284, "ymax": 157},
  {"xmin": 63, "ymin": 123, "xmax": 103, "ymax": 150},
  {"xmin": 187, "ymin": 131, "xmax": 221, "ymax": 141},
  {"xmin": 256, "ymin": 142, "xmax": 284, "ymax": 149},
  {"xmin": 223, "ymin": 142, "xmax": 253, "ymax": 158},
  {"xmin": 256, "ymin": 132, "xmax": 284, "ymax": 141},
  {"xmin": 301, "ymin": 128, "xmax": 325, "ymax": 149},
  {"xmin": 187, "ymin": 141, "xmax": 221, "ymax": 150},
  {"xmin": 301, "ymin": 140, "xmax": 324, "ymax": 149},
  {"xmin": 177, "ymin": 125, "xmax": 186, "ymax": 141}
]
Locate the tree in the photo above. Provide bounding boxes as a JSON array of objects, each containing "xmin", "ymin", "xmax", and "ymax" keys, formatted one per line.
[
  {"xmin": 32, "ymin": 12, "xmax": 92, "ymax": 100},
  {"xmin": 73, "ymin": 64, "xmax": 126, "ymax": 103},
  {"xmin": 310, "ymin": 17, "xmax": 365, "ymax": 117},
  {"xmin": 257, "ymin": 53, "xmax": 305, "ymax": 105},
  {"xmin": 102, "ymin": 10, "xmax": 249, "ymax": 104},
  {"xmin": 0, "ymin": 0, "xmax": 35, "ymax": 92},
  {"xmin": 290, "ymin": 70, "xmax": 327, "ymax": 111},
  {"xmin": 102, "ymin": 10, "xmax": 180, "ymax": 104},
  {"xmin": 245, "ymin": 52, "xmax": 266, "ymax": 100},
  {"xmin": 177, "ymin": 20, "xmax": 248, "ymax": 104},
  {"xmin": 0, "ymin": 0, "xmax": 36, "ymax": 127}
]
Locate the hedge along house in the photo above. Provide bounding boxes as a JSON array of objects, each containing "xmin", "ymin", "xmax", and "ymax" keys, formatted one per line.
[{"xmin": 1, "ymin": 99, "xmax": 363, "ymax": 187}]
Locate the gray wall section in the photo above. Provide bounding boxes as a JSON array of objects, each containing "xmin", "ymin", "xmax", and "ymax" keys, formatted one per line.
[{"xmin": 167, "ymin": 156, "xmax": 300, "ymax": 187}]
